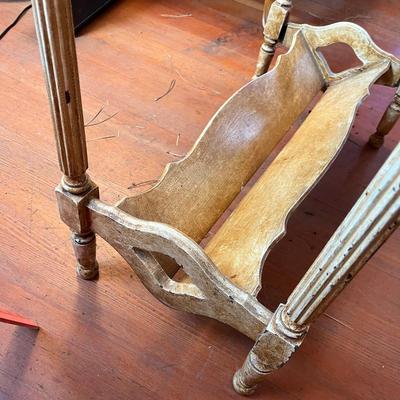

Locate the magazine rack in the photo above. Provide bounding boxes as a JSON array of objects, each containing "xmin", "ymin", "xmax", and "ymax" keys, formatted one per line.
[{"xmin": 32, "ymin": 0, "xmax": 400, "ymax": 395}]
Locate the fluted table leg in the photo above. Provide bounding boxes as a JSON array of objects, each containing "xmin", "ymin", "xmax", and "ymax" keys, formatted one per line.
[
  {"xmin": 32, "ymin": 0, "xmax": 99, "ymax": 279},
  {"xmin": 234, "ymin": 143, "xmax": 400, "ymax": 395}
]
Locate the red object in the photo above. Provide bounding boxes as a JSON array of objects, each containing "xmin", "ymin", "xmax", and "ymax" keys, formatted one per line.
[{"xmin": 0, "ymin": 309, "xmax": 39, "ymax": 330}]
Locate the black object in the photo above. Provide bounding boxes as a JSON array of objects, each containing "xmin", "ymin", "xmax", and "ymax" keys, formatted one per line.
[
  {"xmin": 0, "ymin": 4, "xmax": 32, "ymax": 42},
  {"xmin": 71, "ymin": 0, "xmax": 114, "ymax": 32}
]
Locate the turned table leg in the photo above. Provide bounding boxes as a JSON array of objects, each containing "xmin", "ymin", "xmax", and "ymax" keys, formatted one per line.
[
  {"xmin": 233, "ymin": 304, "xmax": 306, "ymax": 395},
  {"xmin": 234, "ymin": 144, "xmax": 400, "ymax": 395},
  {"xmin": 253, "ymin": 1, "xmax": 292, "ymax": 78},
  {"xmin": 369, "ymin": 86, "xmax": 400, "ymax": 148},
  {"xmin": 32, "ymin": 0, "xmax": 99, "ymax": 279},
  {"xmin": 72, "ymin": 232, "xmax": 98, "ymax": 280}
]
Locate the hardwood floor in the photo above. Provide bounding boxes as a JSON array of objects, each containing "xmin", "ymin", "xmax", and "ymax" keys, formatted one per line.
[{"xmin": 0, "ymin": 1, "xmax": 399, "ymax": 399}]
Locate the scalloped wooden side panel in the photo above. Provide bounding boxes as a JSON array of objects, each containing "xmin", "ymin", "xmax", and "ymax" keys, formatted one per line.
[
  {"xmin": 118, "ymin": 32, "xmax": 325, "ymax": 243},
  {"xmin": 204, "ymin": 61, "xmax": 389, "ymax": 295}
]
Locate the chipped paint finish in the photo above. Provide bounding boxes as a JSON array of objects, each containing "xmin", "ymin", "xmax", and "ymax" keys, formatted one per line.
[
  {"xmin": 204, "ymin": 59, "xmax": 388, "ymax": 295},
  {"xmin": 233, "ymin": 143, "xmax": 400, "ymax": 394},
  {"xmin": 233, "ymin": 304, "xmax": 307, "ymax": 395},
  {"xmin": 32, "ymin": 0, "xmax": 99, "ymax": 279},
  {"xmin": 119, "ymin": 34, "xmax": 322, "ymax": 243},
  {"xmin": 32, "ymin": 0, "xmax": 400, "ymax": 396},
  {"xmin": 32, "ymin": 0, "xmax": 89, "ymax": 190},
  {"xmin": 87, "ymin": 199, "xmax": 272, "ymax": 340},
  {"xmin": 284, "ymin": 22, "xmax": 400, "ymax": 85},
  {"xmin": 284, "ymin": 142, "xmax": 400, "ymax": 325}
]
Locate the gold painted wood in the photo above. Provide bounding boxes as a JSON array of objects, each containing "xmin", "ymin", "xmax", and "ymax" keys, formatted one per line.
[
  {"xmin": 32, "ymin": 0, "xmax": 89, "ymax": 192},
  {"xmin": 234, "ymin": 142, "xmax": 400, "ymax": 395},
  {"xmin": 284, "ymin": 145, "xmax": 400, "ymax": 326},
  {"xmin": 32, "ymin": 0, "xmax": 99, "ymax": 279},
  {"xmin": 254, "ymin": 0, "xmax": 293, "ymax": 77},
  {"xmin": 118, "ymin": 32, "xmax": 324, "ymax": 243},
  {"xmin": 87, "ymin": 199, "xmax": 272, "ymax": 340},
  {"xmin": 284, "ymin": 22, "xmax": 400, "ymax": 86},
  {"xmin": 204, "ymin": 61, "xmax": 389, "ymax": 295},
  {"xmin": 369, "ymin": 86, "xmax": 400, "ymax": 148},
  {"xmin": 31, "ymin": 0, "xmax": 400, "ymax": 396}
]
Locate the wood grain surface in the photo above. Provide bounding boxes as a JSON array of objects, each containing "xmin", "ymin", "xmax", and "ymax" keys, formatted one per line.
[
  {"xmin": 0, "ymin": 1, "xmax": 399, "ymax": 399},
  {"xmin": 205, "ymin": 60, "xmax": 389, "ymax": 294}
]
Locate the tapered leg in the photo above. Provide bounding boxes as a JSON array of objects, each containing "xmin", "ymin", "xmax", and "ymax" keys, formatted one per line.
[
  {"xmin": 233, "ymin": 305, "xmax": 306, "ymax": 395},
  {"xmin": 233, "ymin": 354, "xmax": 266, "ymax": 396},
  {"xmin": 234, "ymin": 144, "xmax": 400, "ymax": 395},
  {"xmin": 72, "ymin": 233, "xmax": 99, "ymax": 280},
  {"xmin": 32, "ymin": 0, "xmax": 99, "ymax": 279},
  {"xmin": 369, "ymin": 87, "xmax": 400, "ymax": 148},
  {"xmin": 253, "ymin": 41, "xmax": 276, "ymax": 78}
]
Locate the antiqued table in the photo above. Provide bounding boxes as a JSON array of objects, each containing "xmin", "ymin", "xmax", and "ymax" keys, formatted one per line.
[{"xmin": 31, "ymin": 0, "xmax": 399, "ymax": 395}]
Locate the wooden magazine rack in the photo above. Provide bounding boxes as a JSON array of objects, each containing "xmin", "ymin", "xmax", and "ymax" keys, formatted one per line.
[{"xmin": 31, "ymin": 0, "xmax": 400, "ymax": 395}]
